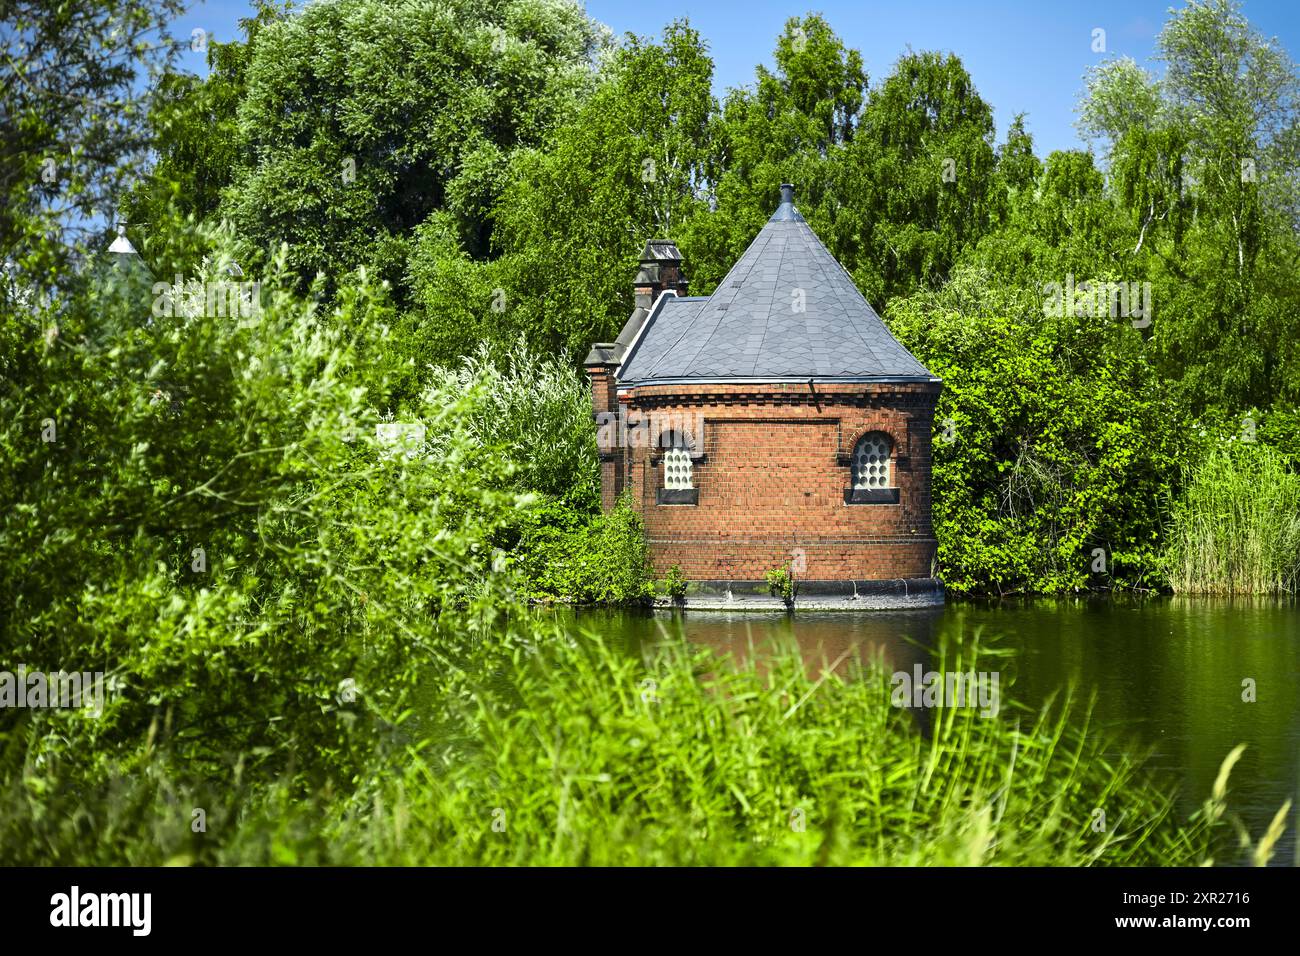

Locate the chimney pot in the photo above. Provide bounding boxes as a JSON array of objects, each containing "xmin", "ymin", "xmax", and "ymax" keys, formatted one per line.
[{"xmin": 633, "ymin": 239, "xmax": 688, "ymax": 303}]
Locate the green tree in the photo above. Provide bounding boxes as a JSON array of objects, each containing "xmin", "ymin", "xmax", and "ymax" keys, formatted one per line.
[
  {"xmin": 689, "ymin": 15, "xmax": 866, "ymax": 291},
  {"xmin": 1, "ymin": 0, "xmax": 183, "ymax": 282},
  {"xmin": 964, "ymin": 149, "xmax": 1136, "ymax": 290},
  {"xmin": 485, "ymin": 19, "xmax": 717, "ymax": 356},
  {"xmin": 1079, "ymin": 0, "xmax": 1300, "ymax": 414},
  {"xmin": 996, "ymin": 114, "xmax": 1042, "ymax": 195},
  {"xmin": 123, "ymin": 2, "xmax": 287, "ymax": 233},
  {"xmin": 1, "ymin": 216, "xmax": 532, "ymax": 808},
  {"xmin": 219, "ymin": 0, "xmax": 601, "ymax": 299},
  {"xmin": 890, "ymin": 267, "xmax": 1185, "ymax": 594},
  {"xmin": 832, "ymin": 51, "xmax": 1001, "ymax": 305}
]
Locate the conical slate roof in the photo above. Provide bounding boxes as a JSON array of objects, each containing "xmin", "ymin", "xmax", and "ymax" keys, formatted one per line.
[{"xmin": 618, "ymin": 186, "xmax": 935, "ymax": 384}]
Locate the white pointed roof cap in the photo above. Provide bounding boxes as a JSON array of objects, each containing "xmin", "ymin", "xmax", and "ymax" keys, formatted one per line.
[{"xmin": 108, "ymin": 223, "xmax": 137, "ymax": 255}]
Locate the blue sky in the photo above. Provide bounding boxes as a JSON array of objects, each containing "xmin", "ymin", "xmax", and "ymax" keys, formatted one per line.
[{"xmin": 178, "ymin": 0, "xmax": 1300, "ymax": 156}]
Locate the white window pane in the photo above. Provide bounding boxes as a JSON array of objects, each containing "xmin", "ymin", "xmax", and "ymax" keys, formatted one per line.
[
  {"xmin": 664, "ymin": 447, "xmax": 693, "ymax": 490},
  {"xmin": 852, "ymin": 432, "xmax": 892, "ymax": 490}
]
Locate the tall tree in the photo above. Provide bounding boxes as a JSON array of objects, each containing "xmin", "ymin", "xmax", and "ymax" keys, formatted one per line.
[
  {"xmin": 1080, "ymin": 0, "xmax": 1300, "ymax": 413},
  {"xmin": 123, "ymin": 2, "xmax": 287, "ymax": 235},
  {"xmin": 220, "ymin": 0, "xmax": 601, "ymax": 298},
  {"xmin": 691, "ymin": 15, "xmax": 866, "ymax": 291},
  {"xmin": 479, "ymin": 19, "xmax": 717, "ymax": 357},
  {"xmin": 831, "ymin": 51, "xmax": 1001, "ymax": 306},
  {"xmin": 1, "ymin": 0, "xmax": 183, "ymax": 282}
]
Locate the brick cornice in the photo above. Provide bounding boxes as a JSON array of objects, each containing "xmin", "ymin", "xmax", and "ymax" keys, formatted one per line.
[
  {"xmin": 621, "ymin": 380, "xmax": 941, "ymax": 410},
  {"xmin": 646, "ymin": 536, "xmax": 938, "ymax": 546}
]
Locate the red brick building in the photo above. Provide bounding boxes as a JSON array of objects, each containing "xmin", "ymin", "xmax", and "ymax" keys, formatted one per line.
[{"xmin": 585, "ymin": 186, "xmax": 943, "ymax": 606}]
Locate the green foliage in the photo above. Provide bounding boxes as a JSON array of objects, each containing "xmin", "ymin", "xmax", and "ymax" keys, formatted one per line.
[
  {"xmin": 996, "ymin": 114, "xmax": 1042, "ymax": 194},
  {"xmin": 1258, "ymin": 404, "xmax": 1300, "ymax": 464},
  {"xmin": 927, "ymin": 2, "xmax": 1300, "ymax": 595},
  {"xmin": 765, "ymin": 566, "xmax": 795, "ymax": 603},
  {"xmin": 124, "ymin": 2, "xmax": 283, "ymax": 232},
  {"xmin": 404, "ymin": 212, "xmax": 514, "ymax": 365},
  {"xmin": 889, "ymin": 267, "xmax": 1186, "ymax": 595},
  {"xmin": 1164, "ymin": 443, "xmax": 1300, "ymax": 594},
  {"xmin": 2, "ymin": 625, "xmax": 1228, "ymax": 866},
  {"xmin": 1077, "ymin": 0, "xmax": 1300, "ymax": 415},
  {"xmin": 514, "ymin": 496, "xmax": 652, "ymax": 605},
  {"xmin": 215, "ymin": 0, "xmax": 600, "ymax": 298},
  {"xmin": 686, "ymin": 15, "xmax": 865, "ymax": 291},
  {"xmin": 1077, "ymin": 56, "xmax": 1164, "ymax": 147},
  {"xmin": 423, "ymin": 338, "xmax": 599, "ymax": 509},
  {"xmin": 831, "ymin": 51, "xmax": 1002, "ymax": 305},
  {"xmin": 8, "ymin": 0, "xmax": 1300, "ymax": 868},
  {"xmin": 490, "ymin": 19, "xmax": 717, "ymax": 356},
  {"xmin": 304, "ymin": 626, "xmax": 1216, "ymax": 865},
  {"xmin": 659, "ymin": 565, "xmax": 687, "ymax": 601},
  {"xmin": 0, "ymin": 218, "xmax": 533, "ymax": 813},
  {"xmin": 2, "ymin": 0, "xmax": 184, "ymax": 282}
]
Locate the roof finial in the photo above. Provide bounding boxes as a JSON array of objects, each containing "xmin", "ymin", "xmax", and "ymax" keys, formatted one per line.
[
  {"xmin": 780, "ymin": 183, "xmax": 795, "ymax": 206},
  {"xmin": 108, "ymin": 221, "xmax": 137, "ymax": 255}
]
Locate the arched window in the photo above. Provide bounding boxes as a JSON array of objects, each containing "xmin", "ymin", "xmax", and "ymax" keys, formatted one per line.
[
  {"xmin": 852, "ymin": 432, "xmax": 893, "ymax": 490},
  {"xmin": 662, "ymin": 432, "xmax": 693, "ymax": 489},
  {"xmin": 656, "ymin": 429, "xmax": 700, "ymax": 505}
]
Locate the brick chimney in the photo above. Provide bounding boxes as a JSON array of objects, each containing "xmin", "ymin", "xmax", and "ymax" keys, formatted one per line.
[
  {"xmin": 633, "ymin": 240, "xmax": 688, "ymax": 310},
  {"xmin": 583, "ymin": 343, "xmax": 624, "ymax": 512},
  {"xmin": 584, "ymin": 240, "xmax": 690, "ymax": 512}
]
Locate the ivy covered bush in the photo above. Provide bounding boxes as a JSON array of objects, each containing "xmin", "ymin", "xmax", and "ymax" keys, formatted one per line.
[{"xmin": 888, "ymin": 267, "xmax": 1188, "ymax": 595}]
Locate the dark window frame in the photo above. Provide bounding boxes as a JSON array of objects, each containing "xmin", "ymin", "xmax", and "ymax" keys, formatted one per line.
[
  {"xmin": 653, "ymin": 428, "xmax": 703, "ymax": 506},
  {"xmin": 844, "ymin": 429, "xmax": 900, "ymax": 505}
]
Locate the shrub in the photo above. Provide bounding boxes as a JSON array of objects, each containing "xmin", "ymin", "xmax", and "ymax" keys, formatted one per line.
[
  {"xmin": 422, "ymin": 337, "xmax": 600, "ymax": 510},
  {"xmin": 660, "ymin": 564, "xmax": 687, "ymax": 600},
  {"xmin": 0, "ymin": 229, "xmax": 532, "ymax": 831},
  {"xmin": 514, "ymin": 495, "xmax": 652, "ymax": 605},
  {"xmin": 766, "ymin": 566, "xmax": 795, "ymax": 603},
  {"xmin": 887, "ymin": 267, "xmax": 1188, "ymax": 595}
]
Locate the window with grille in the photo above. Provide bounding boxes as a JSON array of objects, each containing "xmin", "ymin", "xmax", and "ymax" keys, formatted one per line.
[
  {"xmin": 656, "ymin": 429, "xmax": 700, "ymax": 505},
  {"xmin": 663, "ymin": 446, "xmax": 693, "ymax": 489},
  {"xmin": 852, "ymin": 432, "xmax": 893, "ymax": 489}
]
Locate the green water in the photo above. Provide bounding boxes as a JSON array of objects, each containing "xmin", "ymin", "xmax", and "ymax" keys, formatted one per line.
[{"xmin": 549, "ymin": 597, "xmax": 1300, "ymax": 864}]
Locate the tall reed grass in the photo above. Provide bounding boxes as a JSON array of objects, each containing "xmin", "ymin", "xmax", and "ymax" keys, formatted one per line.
[
  {"xmin": 324, "ymin": 624, "xmax": 1219, "ymax": 865},
  {"xmin": 1165, "ymin": 444, "xmax": 1300, "ymax": 594},
  {"xmin": 6, "ymin": 621, "xmax": 1271, "ymax": 866}
]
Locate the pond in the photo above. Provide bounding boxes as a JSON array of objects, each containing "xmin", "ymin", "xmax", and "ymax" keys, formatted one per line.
[{"xmin": 548, "ymin": 597, "xmax": 1300, "ymax": 865}]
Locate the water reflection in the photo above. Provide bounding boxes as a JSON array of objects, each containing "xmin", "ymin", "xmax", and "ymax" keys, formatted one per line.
[{"xmin": 652, "ymin": 608, "xmax": 939, "ymax": 676}]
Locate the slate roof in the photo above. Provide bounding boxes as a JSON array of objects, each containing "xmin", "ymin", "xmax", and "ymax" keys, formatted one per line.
[{"xmin": 617, "ymin": 186, "xmax": 936, "ymax": 385}]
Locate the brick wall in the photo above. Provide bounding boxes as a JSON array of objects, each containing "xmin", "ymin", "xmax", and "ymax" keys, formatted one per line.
[
  {"xmin": 586, "ymin": 361, "xmax": 624, "ymax": 512},
  {"xmin": 607, "ymin": 381, "xmax": 941, "ymax": 582}
]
